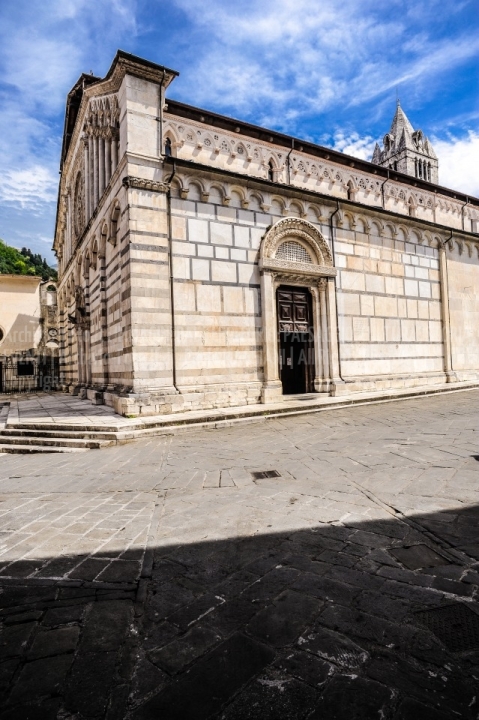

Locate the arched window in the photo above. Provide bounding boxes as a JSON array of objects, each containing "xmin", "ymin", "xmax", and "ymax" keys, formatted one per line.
[
  {"xmin": 110, "ymin": 203, "xmax": 120, "ymax": 246},
  {"xmin": 164, "ymin": 137, "xmax": 172, "ymax": 157},
  {"xmin": 346, "ymin": 181, "xmax": 355, "ymax": 201},
  {"xmin": 268, "ymin": 160, "xmax": 275, "ymax": 182},
  {"xmin": 427, "ymin": 162, "xmax": 431, "ymax": 182},
  {"xmin": 394, "ymin": 161, "xmax": 398, "ymax": 171},
  {"xmin": 276, "ymin": 240, "xmax": 313, "ymax": 264}
]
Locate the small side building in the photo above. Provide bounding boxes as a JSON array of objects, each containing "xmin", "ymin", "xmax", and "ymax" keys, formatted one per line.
[{"xmin": 0, "ymin": 275, "xmax": 59, "ymax": 393}]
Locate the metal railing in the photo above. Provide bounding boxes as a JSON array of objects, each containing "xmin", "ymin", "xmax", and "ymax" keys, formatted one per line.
[{"xmin": 0, "ymin": 355, "xmax": 60, "ymax": 394}]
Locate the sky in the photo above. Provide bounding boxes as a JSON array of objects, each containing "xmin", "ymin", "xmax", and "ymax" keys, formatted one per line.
[{"xmin": 0, "ymin": 0, "xmax": 478, "ymax": 264}]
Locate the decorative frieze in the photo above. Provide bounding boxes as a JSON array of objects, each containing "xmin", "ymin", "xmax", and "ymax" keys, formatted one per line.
[{"xmin": 122, "ymin": 176, "xmax": 169, "ymax": 193}]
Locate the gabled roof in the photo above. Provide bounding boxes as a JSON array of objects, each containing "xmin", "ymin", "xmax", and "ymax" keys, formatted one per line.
[
  {"xmin": 60, "ymin": 73, "xmax": 102, "ymax": 169},
  {"xmin": 59, "ymin": 51, "xmax": 179, "ymax": 168}
]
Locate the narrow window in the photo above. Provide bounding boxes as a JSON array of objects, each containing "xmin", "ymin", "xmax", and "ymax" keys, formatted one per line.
[
  {"xmin": 268, "ymin": 160, "xmax": 275, "ymax": 182},
  {"xmin": 164, "ymin": 137, "xmax": 172, "ymax": 157},
  {"xmin": 414, "ymin": 158, "xmax": 418, "ymax": 177},
  {"xmin": 394, "ymin": 161, "xmax": 398, "ymax": 171}
]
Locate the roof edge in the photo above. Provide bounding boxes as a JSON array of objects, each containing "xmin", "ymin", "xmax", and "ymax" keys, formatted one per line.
[{"xmin": 165, "ymin": 99, "xmax": 478, "ymax": 206}]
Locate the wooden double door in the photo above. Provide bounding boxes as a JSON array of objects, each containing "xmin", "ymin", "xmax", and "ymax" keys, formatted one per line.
[{"xmin": 277, "ymin": 286, "xmax": 315, "ymax": 394}]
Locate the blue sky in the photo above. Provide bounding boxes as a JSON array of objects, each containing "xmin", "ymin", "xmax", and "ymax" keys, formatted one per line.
[{"xmin": 0, "ymin": 0, "xmax": 478, "ymax": 264}]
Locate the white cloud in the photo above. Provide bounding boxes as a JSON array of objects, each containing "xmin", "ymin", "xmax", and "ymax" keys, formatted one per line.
[
  {"xmin": 0, "ymin": 166, "xmax": 58, "ymax": 210},
  {"xmin": 171, "ymin": 0, "xmax": 478, "ymax": 127},
  {"xmin": 434, "ymin": 132, "xmax": 479, "ymax": 197},
  {"xmin": 0, "ymin": 0, "xmax": 137, "ymax": 220},
  {"xmin": 332, "ymin": 132, "xmax": 378, "ymax": 161}
]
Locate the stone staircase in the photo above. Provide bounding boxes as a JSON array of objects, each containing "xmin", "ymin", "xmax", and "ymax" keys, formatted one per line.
[
  {"xmin": 0, "ymin": 423, "xmax": 119, "ymax": 453},
  {"xmin": 2, "ymin": 381, "xmax": 479, "ymax": 454}
]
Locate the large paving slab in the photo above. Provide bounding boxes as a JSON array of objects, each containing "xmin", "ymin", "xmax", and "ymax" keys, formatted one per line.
[{"xmin": 0, "ymin": 390, "xmax": 478, "ymax": 718}]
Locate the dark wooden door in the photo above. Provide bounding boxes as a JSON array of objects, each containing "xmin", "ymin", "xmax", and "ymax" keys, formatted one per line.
[{"xmin": 277, "ymin": 287, "xmax": 315, "ymax": 394}]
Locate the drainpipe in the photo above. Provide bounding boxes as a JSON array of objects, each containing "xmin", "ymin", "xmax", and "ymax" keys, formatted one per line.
[
  {"xmin": 286, "ymin": 139, "xmax": 294, "ymax": 185},
  {"xmin": 329, "ymin": 200, "xmax": 340, "ymax": 267},
  {"xmin": 438, "ymin": 229, "xmax": 455, "ymax": 382},
  {"xmin": 159, "ymin": 69, "xmax": 166, "ymax": 158},
  {"xmin": 380, "ymin": 168, "xmax": 390, "ymax": 209},
  {"xmin": 461, "ymin": 196, "xmax": 470, "ymax": 231},
  {"xmin": 329, "ymin": 200, "xmax": 343, "ymax": 381},
  {"xmin": 165, "ymin": 159, "xmax": 179, "ymax": 392}
]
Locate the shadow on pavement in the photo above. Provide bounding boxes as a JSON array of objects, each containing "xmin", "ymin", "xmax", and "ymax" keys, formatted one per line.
[{"xmin": 1, "ymin": 503, "xmax": 479, "ymax": 720}]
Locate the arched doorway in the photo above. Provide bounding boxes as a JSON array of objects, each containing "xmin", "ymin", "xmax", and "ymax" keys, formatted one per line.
[{"xmin": 258, "ymin": 217, "xmax": 343, "ymax": 402}]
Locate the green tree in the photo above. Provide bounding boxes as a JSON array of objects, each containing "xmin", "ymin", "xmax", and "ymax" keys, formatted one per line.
[{"xmin": 0, "ymin": 239, "xmax": 57, "ymax": 281}]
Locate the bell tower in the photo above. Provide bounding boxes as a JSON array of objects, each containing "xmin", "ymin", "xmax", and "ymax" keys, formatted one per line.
[{"xmin": 371, "ymin": 101, "xmax": 438, "ymax": 184}]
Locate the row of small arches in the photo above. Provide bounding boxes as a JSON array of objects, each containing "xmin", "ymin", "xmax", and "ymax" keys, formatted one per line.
[
  {"xmin": 170, "ymin": 174, "xmax": 438, "ymax": 224},
  {"xmin": 60, "ymin": 199, "xmax": 121, "ymax": 298},
  {"xmin": 167, "ymin": 148, "xmax": 441, "ymax": 215}
]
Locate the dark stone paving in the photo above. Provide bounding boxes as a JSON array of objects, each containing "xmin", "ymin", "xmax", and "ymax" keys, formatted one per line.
[{"xmin": 0, "ymin": 390, "xmax": 479, "ymax": 718}]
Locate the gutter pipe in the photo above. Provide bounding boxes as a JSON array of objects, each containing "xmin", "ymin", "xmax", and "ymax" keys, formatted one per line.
[
  {"xmin": 286, "ymin": 139, "xmax": 294, "ymax": 185},
  {"xmin": 329, "ymin": 199, "xmax": 343, "ymax": 381},
  {"xmin": 461, "ymin": 196, "xmax": 470, "ymax": 232},
  {"xmin": 165, "ymin": 159, "xmax": 179, "ymax": 392},
  {"xmin": 381, "ymin": 168, "xmax": 390, "ymax": 209}
]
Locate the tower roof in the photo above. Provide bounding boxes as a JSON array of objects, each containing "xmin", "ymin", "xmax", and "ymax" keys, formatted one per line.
[{"xmin": 389, "ymin": 101, "xmax": 415, "ymax": 140}]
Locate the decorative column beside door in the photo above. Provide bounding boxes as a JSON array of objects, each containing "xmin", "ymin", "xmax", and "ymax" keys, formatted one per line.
[{"xmin": 261, "ymin": 270, "xmax": 282, "ymax": 403}]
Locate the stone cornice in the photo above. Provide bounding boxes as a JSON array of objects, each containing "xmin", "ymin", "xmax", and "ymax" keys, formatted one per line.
[
  {"xmin": 259, "ymin": 258, "xmax": 337, "ymax": 277},
  {"xmin": 60, "ymin": 53, "xmax": 177, "ymax": 188},
  {"xmin": 122, "ymin": 176, "xmax": 169, "ymax": 193}
]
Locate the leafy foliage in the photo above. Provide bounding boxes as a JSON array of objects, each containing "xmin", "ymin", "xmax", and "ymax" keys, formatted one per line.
[{"xmin": 0, "ymin": 240, "xmax": 57, "ymax": 281}]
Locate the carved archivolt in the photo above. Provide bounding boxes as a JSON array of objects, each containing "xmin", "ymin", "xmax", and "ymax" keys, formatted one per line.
[
  {"xmin": 259, "ymin": 217, "xmax": 336, "ymax": 279},
  {"xmin": 261, "ymin": 217, "xmax": 333, "ymax": 266}
]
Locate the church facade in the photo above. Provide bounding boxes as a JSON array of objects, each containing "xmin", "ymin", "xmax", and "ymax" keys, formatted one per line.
[{"xmin": 53, "ymin": 51, "xmax": 479, "ymax": 416}]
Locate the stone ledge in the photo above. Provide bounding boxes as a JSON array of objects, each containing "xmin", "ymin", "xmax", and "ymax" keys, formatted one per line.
[{"xmin": 2, "ymin": 381, "xmax": 479, "ymax": 448}]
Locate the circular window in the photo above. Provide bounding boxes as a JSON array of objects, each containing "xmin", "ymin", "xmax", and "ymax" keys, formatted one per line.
[{"xmin": 0, "ymin": 327, "xmax": 4, "ymax": 343}]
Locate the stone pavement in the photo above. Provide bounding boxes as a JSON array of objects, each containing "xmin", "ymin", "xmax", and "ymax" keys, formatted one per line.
[
  {"xmin": 3, "ymin": 393, "xmax": 123, "ymax": 426},
  {"xmin": 0, "ymin": 390, "xmax": 478, "ymax": 718}
]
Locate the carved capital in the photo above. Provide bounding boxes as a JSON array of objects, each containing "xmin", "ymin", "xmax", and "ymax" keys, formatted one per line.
[{"xmin": 122, "ymin": 176, "xmax": 168, "ymax": 193}]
